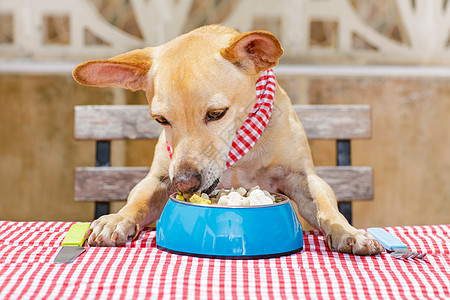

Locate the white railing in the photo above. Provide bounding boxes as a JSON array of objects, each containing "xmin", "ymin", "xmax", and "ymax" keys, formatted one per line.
[{"xmin": 1, "ymin": 60, "xmax": 450, "ymax": 78}]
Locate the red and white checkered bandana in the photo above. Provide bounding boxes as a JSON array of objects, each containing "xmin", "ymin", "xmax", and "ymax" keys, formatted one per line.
[
  {"xmin": 225, "ymin": 69, "xmax": 276, "ymax": 168},
  {"xmin": 165, "ymin": 69, "xmax": 276, "ymax": 169}
]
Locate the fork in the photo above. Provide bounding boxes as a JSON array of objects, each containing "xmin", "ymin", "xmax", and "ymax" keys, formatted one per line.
[{"xmin": 367, "ymin": 228, "xmax": 427, "ymax": 260}]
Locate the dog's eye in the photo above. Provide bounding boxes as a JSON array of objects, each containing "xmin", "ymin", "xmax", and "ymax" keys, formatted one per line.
[
  {"xmin": 206, "ymin": 108, "xmax": 228, "ymax": 122},
  {"xmin": 153, "ymin": 115, "xmax": 170, "ymax": 125}
]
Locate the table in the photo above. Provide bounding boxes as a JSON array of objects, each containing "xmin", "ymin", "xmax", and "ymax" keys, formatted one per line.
[{"xmin": 0, "ymin": 221, "xmax": 449, "ymax": 299}]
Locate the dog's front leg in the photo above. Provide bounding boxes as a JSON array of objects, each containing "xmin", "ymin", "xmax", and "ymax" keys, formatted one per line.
[
  {"xmin": 86, "ymin": 138, "xmax": 172, "ymax": 247},
  {"xmin": 283, "ymin": 170, "xmax": 383, "ymax": 255}
]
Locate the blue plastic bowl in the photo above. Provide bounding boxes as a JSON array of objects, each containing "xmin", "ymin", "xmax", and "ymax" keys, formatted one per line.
[{"xmin": 156, "ymin": 192, "xmax": 303, "ymax": 259}]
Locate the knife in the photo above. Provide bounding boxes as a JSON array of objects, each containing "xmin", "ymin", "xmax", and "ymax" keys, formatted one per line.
[{"xmin": 54, "ymin": 223, "xmax": 90, "ymax": 264}]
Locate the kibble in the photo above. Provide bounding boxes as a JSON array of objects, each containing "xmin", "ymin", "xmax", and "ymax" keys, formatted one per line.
[{"xmin": 176, "ymin": 186, "xmax": 282, "ymax": 207}]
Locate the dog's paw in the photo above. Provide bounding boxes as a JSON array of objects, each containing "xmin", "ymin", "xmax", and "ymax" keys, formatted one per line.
[
  {"xmin": 85, "ymin": 213, "xmax": 139, "ymax": 247},
  {"xmin": 326, "ymin": 230, "xmax": 383, "ymax": 256}
]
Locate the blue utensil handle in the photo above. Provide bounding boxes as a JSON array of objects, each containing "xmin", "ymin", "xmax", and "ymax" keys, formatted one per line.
[{"xmin": 367, "ymin": 228, "xmax": 408, "ymax": 251}]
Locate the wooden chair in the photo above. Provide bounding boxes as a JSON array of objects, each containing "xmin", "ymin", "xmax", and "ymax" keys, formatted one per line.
[{"xmin": 74, "ymin": 105, "xmax": 373, "ymax": 224}]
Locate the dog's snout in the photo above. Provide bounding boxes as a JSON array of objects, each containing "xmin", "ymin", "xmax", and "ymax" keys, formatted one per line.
[{"xmin": 173, "ymin": 172, "xmax": 202, "ymax": 193}]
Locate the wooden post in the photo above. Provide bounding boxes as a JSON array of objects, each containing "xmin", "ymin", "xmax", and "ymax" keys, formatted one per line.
[
  {"xmin": 337, "ymin": 140, "xmax": 352, "ymax": 224},
  {"xmin": 95, "ymin": 141, "xmax": 111, "ymax": 219}
]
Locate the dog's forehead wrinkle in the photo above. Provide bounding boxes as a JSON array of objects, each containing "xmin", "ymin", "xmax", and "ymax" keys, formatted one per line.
[
  {"xmin": 150, "ymin": 99, "xmax": 165, "ymax": 115},
  {"xmin": 152, "ymin": 86, "xmax": 229, "ymax": 119},
  {"xmin": 209, "ymin": 93, "xmax": 230, "ymax": 108},
  {"xmin": 151, "ymin": 93, "xmax": 194, "ymax": 117},
  {"xmin": 154, "ymin": 68, "xmax": 211, "ymax": 103}
]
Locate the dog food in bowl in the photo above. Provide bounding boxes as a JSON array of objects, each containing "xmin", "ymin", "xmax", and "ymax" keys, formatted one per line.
[
  {"xmin": 175, "ymin": 186, "xmax": 284, "ymax": 206},
  {"xmin": 156, "ymin": 189, "xmax": 303, "ymax": 259}
]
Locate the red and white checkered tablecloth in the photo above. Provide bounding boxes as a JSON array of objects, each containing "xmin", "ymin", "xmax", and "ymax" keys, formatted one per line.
[{"xmin": 0, "ymin": 221, "xmax": 449, "ymax": 299}]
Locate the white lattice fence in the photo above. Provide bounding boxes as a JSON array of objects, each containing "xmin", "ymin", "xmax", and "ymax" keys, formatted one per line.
[{"xmin": 0, "ymin": 0, "xmax": 449, "ymax": 64}]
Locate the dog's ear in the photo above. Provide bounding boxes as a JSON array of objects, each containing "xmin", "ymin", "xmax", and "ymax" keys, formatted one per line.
[
  {"xmin": 73, "ymin": 48, "xmax": 152, "ymax": 91},
  {"xmin": 220, "ymin": 31, "xmax": 283, "ymax": 76}
]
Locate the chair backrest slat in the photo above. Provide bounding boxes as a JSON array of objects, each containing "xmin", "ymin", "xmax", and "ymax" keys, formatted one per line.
[
  {"xmin": 74, "ymin": 166, "xmax": 372, "ymax": 202},
  {"xmin": 74, "ymin": 105, "xmax": 371, "ymax": 140}
]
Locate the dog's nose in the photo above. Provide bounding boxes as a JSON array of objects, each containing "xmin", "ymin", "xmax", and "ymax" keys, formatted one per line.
[{"xmin": 173, "ymin": 172, "xmax": 202, "ymax": 193}]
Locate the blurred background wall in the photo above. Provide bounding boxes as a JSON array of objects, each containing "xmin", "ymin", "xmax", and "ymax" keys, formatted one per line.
[{"xmin": 0, "ymin": 0, "xmax": 449, "ymax": 228}]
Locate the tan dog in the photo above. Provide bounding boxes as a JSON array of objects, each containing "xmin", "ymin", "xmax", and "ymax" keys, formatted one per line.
[{"xmin": 73, "ymin": 25, "xmax": 382, "ymax": 255}]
